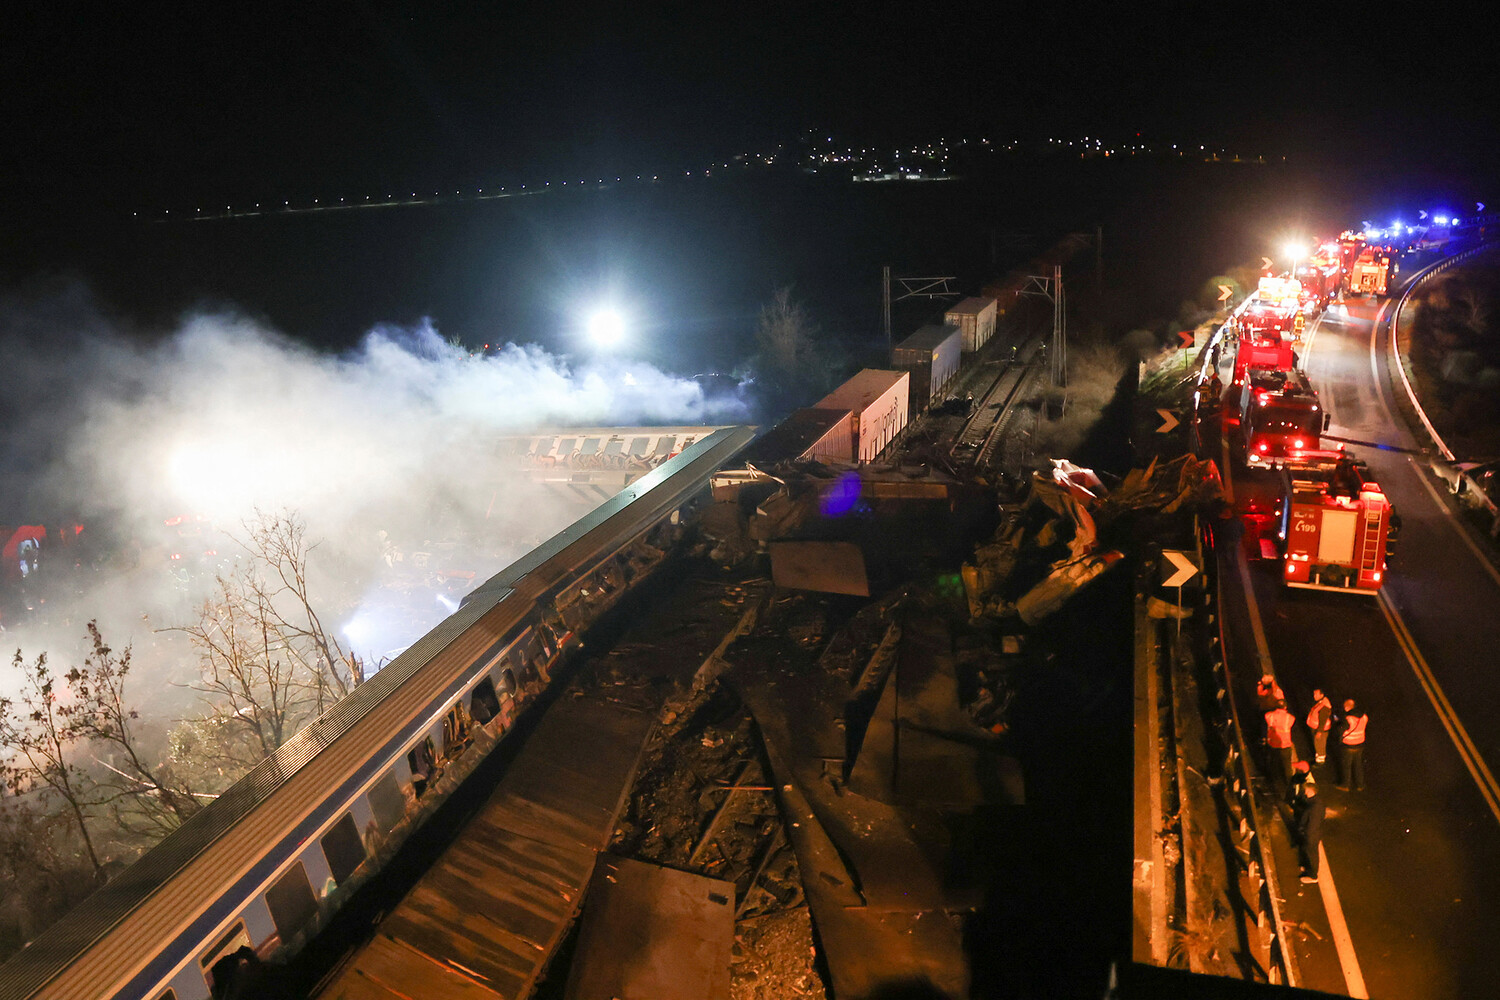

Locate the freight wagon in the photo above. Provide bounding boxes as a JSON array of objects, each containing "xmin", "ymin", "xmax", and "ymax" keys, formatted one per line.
[
  {"xmin": 945, "ymin": 297, "xmax": 999, "ymax": 353},
  {"xmin": 891, "ymin": 324, "xmax": 962, "ymax": 412},
  {"xmin": 816, "ymin": 370, "xmax": 910, "ymax": 464}
]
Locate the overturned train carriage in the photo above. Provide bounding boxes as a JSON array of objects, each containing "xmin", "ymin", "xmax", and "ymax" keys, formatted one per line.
[{"xmin": 0, "ymin": 426, "xmax": 756, "ymax": 1000}]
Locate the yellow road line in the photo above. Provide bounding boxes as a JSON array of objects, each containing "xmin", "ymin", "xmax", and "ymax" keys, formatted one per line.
[
  {"xmin": 1377, "ymin": 592, "xmax": 1500, "ymax": 825},
  {"xmin": 1316, "ymin": 844, "xmax": 1369, "ymax": 998}
]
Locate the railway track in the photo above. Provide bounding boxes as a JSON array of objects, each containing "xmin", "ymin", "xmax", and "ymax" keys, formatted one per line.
[{"xmin": 947, "ymin": 336, "xmax": 1047, "ymax": 469}]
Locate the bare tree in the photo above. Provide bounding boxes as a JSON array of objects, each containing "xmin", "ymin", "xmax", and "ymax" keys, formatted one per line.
[
  {"xmin": 0, "ymin": 651, "xmax": 105, "ymax": 879},
  {"xmin": 757, "ymin": 285, "xmax": 819, "ymax": 377},
  {"xmin": 66, "ymin": 622, "xmax": 204, "ymax": 837},
  {"xmin": 171, "ymin": 568, "xmax": 306, "ymax": 767},
  {"xmin": 163, "ymin": 510, "xmax": 364, "ymax": 774},
  {"xmin": 242, "ymin": 511, "xmax": 365, "ymax": 713}
]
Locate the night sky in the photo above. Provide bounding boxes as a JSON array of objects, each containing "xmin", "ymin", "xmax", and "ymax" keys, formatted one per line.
[{"xmin": 4, "ymin": 1, "xmax": 1494, "ymax": 218}]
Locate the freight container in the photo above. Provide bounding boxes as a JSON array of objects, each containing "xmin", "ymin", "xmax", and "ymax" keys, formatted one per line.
[
  {"xmin": 816, "ymin": 370, "xmax": 909, "ymax": 464},
  {"xmin": 945, "ymin": 296, "xmax": 999, "ymax": 352},
  {"xmin": 742, "ymin": 407, "xmax": 855, "ymax": 465},
  {"xmin": 892, "ymin": 324, "xmax": 962, "ymax": 410}
]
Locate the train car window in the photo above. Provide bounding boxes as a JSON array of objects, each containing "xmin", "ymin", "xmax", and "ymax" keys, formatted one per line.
[
  {"xmin": 320, "ymin": 813, "xmax": 366, "ymax": 886},
  {"xmin": 654, "ymin": 435, "xmax": 679, "ymax": 455},
  {"xmin": 156, "ymin": 989, "xmax": 177, "ymax": 1000},
  {"xmin": 199, "ymin": 921, "xmax": 249, "ymax": 984},
  {"xmin": 496, "ymin": 661, "xmax": 517, "ymax": 694},
  {"xmin": 469, "ymin": 677, "xmax": 501, "ymax": 724},
  {"xmin": 604, "ymin": 437, "xmax": 626, "ymax": 455},
  {"xmin": 441, "ymin": 704, "xmax": 471, "ymax": 758},
  {"xmin": 520, "ymin": 656, "xmax": 541, "ymax": 685},
  {"xmin": 557, "ymin": 437, "xmax": 576, "ymax": 455},
  {"xmin": 406, "ymin": 737, "xmax": 437, "ymax": 797},
  {"xmin": 532, "ymin": 436, "xmax": 556, "ymax": 457},
  {"xmin": 581, "ymin": 436, "xmax": 601, "ymax": 453},
  {"xmin": 265, "ymin": 862, "xmax": 318, "ymax": 943},
  {"xmin": 628, "ymin": 436, "xmax": 650, "ymax": 456},
  {"xmin": 367, "ymin": 770, "xmax": 406, "ymax": 831}
]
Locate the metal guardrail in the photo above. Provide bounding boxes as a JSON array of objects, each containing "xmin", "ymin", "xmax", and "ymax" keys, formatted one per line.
[{"xmin": 1200, "ymin": 521, "xmax": 1300, "ymax": 986}]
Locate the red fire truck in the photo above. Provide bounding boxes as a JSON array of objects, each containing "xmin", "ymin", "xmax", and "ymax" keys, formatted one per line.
[
  {"xmin": 1232, "ymin": 334, "xmax": 1297, "ymax": 386},
  {"xmin": 1337, "ymin": 231, "xmax": 1365, "ymax": 272},
  {"xmin": 1295, "ymin": 243, "xmax": 1344, "ymax": 312},
  {"xmin": 1239, "ymin": 368, "xmax": 1329, "ymax": 468},
  {"xmin": 1275, "ymin": 456, "xmax": 1394, "ymax": 594},
  {"xmin": 1348, "ymin": 245, "xmax": 1393, "ymax": 296}
]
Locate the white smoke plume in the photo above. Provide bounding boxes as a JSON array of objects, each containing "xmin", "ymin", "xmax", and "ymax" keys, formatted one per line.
[{"xmin": 1, "ymin": 296, "xmax": 749, "ymax": 701}]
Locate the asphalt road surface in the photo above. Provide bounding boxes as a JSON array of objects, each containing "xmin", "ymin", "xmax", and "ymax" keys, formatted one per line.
[{"xmin": 1213, "ymin": 282, "xmax": 1500, "ymax": 999}]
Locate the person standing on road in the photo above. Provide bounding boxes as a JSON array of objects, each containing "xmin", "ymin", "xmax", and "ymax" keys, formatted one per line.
[
  {"xmin": 1295, "ymin": 778, "xmax": 1326, "ymax": 884},
  {"xmin": 1265, "ymin": 699, "xmax": 1296, "ymax": 787},
  {"xmin": 1307, "ymin": 688, "xmax": 1333, "ymax": 765},
  {"xmin": 1337, "ymin": 698, "xmax": 1368, "ymax": 790}
]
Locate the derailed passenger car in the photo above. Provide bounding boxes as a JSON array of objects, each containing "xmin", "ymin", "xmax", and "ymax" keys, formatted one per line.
[{"xmin": 0, "ymin": 427, "xmax": 755, "ymax": 1000}]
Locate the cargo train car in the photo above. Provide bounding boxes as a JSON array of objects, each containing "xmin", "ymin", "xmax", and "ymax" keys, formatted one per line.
[
  {"xmin": 945, "ymin": 296, "xmax": 999, "ymax": 353},
  {"xmin": 816, "ymin": 369, "xmax": 910, "ymax": 464},
  {"xmin": 892, "ymin": 323, "xmax": 962, "ymax": 412}
]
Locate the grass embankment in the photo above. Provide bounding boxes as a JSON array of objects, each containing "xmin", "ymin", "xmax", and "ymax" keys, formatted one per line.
[{"xmin": 1401, "ymin": 253, "xmax": 1500, "ymax": 458}]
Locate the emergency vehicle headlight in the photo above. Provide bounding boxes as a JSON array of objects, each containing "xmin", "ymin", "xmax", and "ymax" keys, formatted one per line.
[
  {"xmin": 1371, "ymin": 571, "xmax": 1382, "ymax": 582},
  {"xmin": 1286, "ymin": 562, "xmax": 1297, "ymax": 575},
  {"xmin": 1258, "ymin": 442, "xmax": 1269, "ymax": 452},
  {"xmin": 1293, "ymin": 439, "xmax": 1304, "ymax": 449}
]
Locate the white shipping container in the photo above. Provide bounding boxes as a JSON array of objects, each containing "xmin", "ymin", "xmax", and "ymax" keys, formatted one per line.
[
  {"xmin": 816, "ymin": 370, "xmax": 909, "ymax": 463},
  {"xmin": 945, "ymin": 296, "xmax": 999, "ymax": 353},
  {"xmin": 892, "ymin": 324, "xmax": 962, "ymax": 407}
]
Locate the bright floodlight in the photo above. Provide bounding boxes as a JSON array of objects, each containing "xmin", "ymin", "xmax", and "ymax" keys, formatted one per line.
[
  {"xmin": 586, "ymin": 308, "xmax": 626, "ymax": 348},
  {"xmin": 1282, "ymin": 241, "xmax": 1308, "ymax": 263}
]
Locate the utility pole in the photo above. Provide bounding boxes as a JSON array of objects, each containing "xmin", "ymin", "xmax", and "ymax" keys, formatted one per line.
[
  {"xmin": 883, "ymin": 265, "xmax": 892, "ymax": 350},
  {"xmin": 1095, "ymin": 225, "xmax": 1103, "ymax": 293},
  {"xmin": 882, "ymin": 270, "xmax": 961, "ymax": 351},
  {"xmin": 1053, "ymin": 263, "xmax": 1066, "ymax": 387},
  {"xmin": 1018, "ymin": 267, "xmax": 1067, "ymax": 387}
]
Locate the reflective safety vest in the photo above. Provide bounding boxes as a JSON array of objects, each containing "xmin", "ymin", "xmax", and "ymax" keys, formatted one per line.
[
  {"xmin": 1342, "ymin": 713, "xmax": 1368, "ymax": 745},
  {"xmin": 1307, "ymin": 697, "xmax": 1332, "ymax": 732},
  {"xmin": 1267, "ymin": 708, "xmax": 1295, "ymax": 749}
]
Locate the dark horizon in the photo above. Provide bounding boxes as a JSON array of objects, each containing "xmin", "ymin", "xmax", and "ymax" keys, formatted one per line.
[{"xmin": 5, "ymin": 4, "xmax": 1496, "ymax": 218}]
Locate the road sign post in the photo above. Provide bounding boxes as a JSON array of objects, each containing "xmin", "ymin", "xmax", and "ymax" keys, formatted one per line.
[{"xmin": 1161, "ymin": 549, "xmax": 1199, "ymax": 638}]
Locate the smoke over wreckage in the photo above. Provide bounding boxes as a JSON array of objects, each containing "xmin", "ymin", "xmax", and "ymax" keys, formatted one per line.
[{"xmin": 1, "ymin": 302, "xmax": 749, "ymax": 687}]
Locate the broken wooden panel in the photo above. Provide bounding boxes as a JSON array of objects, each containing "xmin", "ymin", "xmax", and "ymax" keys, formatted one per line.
[
  {"xmin": 563, "ymin": 856, "xmax": 735, "ymax": 1000},
  {"xmin": 769, "ymin": 540, "xmax": 870, "ymax": 597}
]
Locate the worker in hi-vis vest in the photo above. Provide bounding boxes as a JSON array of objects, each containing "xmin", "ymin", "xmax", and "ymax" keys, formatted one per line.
[{"xmin": 1337, "ymin": 698, "xmax": 1368, "ymax": 791}]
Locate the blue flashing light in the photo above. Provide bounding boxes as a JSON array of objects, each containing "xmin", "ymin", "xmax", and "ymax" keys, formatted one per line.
[{"xmin": 820, "ymin": 471, "xmax": 863, "ymax": 517}]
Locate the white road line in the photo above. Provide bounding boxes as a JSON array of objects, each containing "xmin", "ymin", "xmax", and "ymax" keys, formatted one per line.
[
  {"xmin": 1377, "ymin": 591, "xmax": 1500, "ymax": 826},
  {"xmin": 1234, "ymin": 553, "xmax": 1275, "ymax": 677},
  {"xmin": 1316, "ymin": 844, "xmax": 1369, "ymax": 999},
  {"xmin": 1367, "ymin": 300, "xmax": 1394, "ymax": 393}
]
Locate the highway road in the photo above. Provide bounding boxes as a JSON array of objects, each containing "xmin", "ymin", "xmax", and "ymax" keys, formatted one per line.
[{"xmin": 1213, "ymin": 269, "xmax": 1500, "ymax": 998}]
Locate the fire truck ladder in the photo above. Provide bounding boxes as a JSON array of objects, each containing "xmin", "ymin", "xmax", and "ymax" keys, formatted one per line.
[{"xmin": 1359, "ymin": 510, "xmax": 1382, "ymax": 570}]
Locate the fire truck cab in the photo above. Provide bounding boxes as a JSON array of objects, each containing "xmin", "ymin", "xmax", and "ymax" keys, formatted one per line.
[
  {"xmin": 1232, "ymin": 335, "xmax": 1297, "ymax": 386},
  {"xmin": 1240, "ymin": 368, "xmax": 1328, "ymax": 468},
  {"xmin": 1348, "ymin": 246, "xmax": 1392, "ymax": 297},
  {"xmin": 1276, "ymin": 456, "xmax": 1394, "ymax": 594}
]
